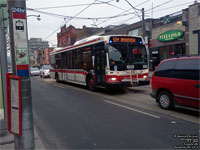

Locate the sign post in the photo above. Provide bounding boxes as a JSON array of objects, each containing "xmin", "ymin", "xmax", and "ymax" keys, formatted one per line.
[{"xmin": 8, "ymin": 0, "xmax": 35, "ymax": 149}]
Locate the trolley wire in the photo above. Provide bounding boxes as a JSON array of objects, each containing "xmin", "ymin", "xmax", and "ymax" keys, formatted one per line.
[
  {"xmin": 44, "ymin": 0, "xmax": 98, "ymax": 40},
  {"xmin": 33, "ymin": 0, "xmax": 114, "ymax": 10}
]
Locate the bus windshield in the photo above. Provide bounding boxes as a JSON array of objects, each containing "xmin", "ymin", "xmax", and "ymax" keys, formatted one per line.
[{"xmin": 108, "ymin": 44, "xmax": 147, "ymax": 70}]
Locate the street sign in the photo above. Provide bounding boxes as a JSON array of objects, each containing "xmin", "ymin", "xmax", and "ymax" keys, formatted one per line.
[
  {"xmin": 12, "ymin": 6, "xmax": 29, "ymax": 76},
  {"xmin": 6, "ymin": 74, "xmax": 21, "ymax": 136}
]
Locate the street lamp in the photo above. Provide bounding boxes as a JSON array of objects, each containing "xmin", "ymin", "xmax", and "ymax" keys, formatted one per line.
[{"xmin": 27, "ymin": 14, "xmax": 41, "ymax": 21}]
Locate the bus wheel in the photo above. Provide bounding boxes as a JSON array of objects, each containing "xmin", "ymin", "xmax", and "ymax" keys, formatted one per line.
[
  {"xmin": 87, "ymin": 77, "xmax": 96, "ymax": 91},
  {"xmin": 55, "ymin": 74, "xmax": 60, "ymax": 83}
]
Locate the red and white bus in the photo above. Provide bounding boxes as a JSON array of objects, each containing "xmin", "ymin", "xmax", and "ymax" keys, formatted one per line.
[{"xmin": 50, "ymin": 35, "xmax": 150, "ymax": 90}]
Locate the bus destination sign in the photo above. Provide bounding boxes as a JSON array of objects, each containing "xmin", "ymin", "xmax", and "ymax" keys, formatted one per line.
[{"xmin": 110, "ymin": 36, "xmax": 142, "ymax": 44}]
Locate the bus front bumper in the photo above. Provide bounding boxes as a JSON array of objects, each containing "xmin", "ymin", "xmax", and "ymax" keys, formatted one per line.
[{"xmin": 106, "ymin": 79, "xmax": 150, "ymax": 87}]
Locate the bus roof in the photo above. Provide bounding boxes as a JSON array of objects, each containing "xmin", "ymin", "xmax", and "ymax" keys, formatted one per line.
[{"xmin": 50, "ymin": 35, "xmax": 143, "ymax": 55}]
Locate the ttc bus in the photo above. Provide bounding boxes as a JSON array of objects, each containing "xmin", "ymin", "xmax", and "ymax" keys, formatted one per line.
[{"xmin": 50, "ymin": 35, "xmax": 150, "ymax": 90}]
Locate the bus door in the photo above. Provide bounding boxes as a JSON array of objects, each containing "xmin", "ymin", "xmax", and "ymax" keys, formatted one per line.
[{"xmin": 95, "ymin": 49, "xmax": 105, "ymax": 84}]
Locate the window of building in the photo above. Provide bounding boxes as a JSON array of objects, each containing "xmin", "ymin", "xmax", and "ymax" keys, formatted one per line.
[{"xmin": 128, "ymin": 28, "xmax": 142, "ymax": 36}]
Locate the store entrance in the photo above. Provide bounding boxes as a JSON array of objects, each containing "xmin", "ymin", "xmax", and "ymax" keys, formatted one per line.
[{"xmin": 159, "ymin": 44, "xmax": 185, "ymax": 60}]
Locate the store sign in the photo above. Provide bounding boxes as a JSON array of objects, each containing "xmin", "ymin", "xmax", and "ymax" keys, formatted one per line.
[{"xmin": 158, "ymin": 30, "xmax": 183, "ymax": 42}]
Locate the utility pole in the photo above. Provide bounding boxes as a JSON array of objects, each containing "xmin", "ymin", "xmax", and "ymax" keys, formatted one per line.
[
  {"xmin": 7, "ymin": 0, "xmax": 35, "ymax": 149},
  {"xmin": 0, "ymin": 2, "xmax": 8, "ymax": 131},
  {"xmin": 142, "ymin": 8, "xmax": 145, "ymax": 40}
]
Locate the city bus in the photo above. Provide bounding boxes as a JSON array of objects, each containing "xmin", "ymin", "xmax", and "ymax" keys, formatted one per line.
[{"xmin": 50, "ymin": 35, "xmax": 150, "ymax": 90}]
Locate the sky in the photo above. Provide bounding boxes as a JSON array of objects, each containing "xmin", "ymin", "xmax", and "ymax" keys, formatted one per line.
[{"xmin": 26, "ymin": 0, "xmax": 199, "ymax": 46}]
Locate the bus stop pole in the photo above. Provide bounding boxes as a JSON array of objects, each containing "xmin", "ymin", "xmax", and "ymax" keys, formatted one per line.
[{"xmin": 7, "ymin": 0, "xmax": 35, "ymax": 149}]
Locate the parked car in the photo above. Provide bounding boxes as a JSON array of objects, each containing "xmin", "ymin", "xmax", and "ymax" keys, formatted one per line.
[
  {"xmin": 40, "ymin": 65, "xmax": 50, "ymax": 78},
  {"xmin": 150, "ymin": 56, "xmax": 200, "ymax": 110},
  {"xmin": 30, "ymin": 67, "xmax": 40, "ymax": 76}
]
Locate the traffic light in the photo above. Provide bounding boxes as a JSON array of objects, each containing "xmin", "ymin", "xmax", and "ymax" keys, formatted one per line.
[{"xmin": 0, "ymin": 0, "xmax": 8, "ymax": 34}]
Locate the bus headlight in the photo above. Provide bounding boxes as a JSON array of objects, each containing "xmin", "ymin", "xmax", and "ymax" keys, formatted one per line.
[
  {"xmin": 143, "ymin": 75, "xmax": 147, "ymax": 79},
  {"xmin": 109, "ymin": 77, "xmax": 117, "ymax": 81}
]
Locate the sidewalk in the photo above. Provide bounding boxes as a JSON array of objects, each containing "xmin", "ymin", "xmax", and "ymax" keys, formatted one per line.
[{"xmin": 0, "ymin": 128, "xmax": 45, "ymax": 150}]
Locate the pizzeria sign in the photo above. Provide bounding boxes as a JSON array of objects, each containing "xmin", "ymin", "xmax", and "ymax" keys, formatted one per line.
[{"xmin": 158, "ymin": 30, "xmax": 183, "ymax": 42}]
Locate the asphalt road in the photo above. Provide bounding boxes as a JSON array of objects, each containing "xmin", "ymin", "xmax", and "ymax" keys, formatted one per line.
[{"xmin": 31, "ymin": 77, "xmax": 199, "ymax": 149}]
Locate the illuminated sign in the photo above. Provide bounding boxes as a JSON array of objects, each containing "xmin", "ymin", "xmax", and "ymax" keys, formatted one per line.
[
  {"xmin": 110, "ymin": 36, "xmax": 142, "ymax": 44},
  {"xmin": 158, "ymin": 30, "xmax": 183, "ymax": 42}
]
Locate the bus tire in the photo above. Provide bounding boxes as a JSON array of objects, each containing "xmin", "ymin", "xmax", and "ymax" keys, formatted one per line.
[
  {"xmin": 87, "ymin": 77, "xmax": 96, "ymax": 91},
  {"xmin": 55, "ymin": 73, "xmax": 60, "ymax": 83}
]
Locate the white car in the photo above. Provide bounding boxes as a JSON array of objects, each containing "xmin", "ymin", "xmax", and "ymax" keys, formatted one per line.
[
  {"xmin": 40, "ymin": 65, "xmax": 50, "ymax": 78},
  {"xmin": 30, "ymin": 67, "xmax": 40, "ymax": 76}
]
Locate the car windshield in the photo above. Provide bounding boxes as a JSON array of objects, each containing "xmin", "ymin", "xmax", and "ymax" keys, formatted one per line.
[
  {"xmin": 31, "ymin": 68, "xmax": 39, "ymax": 71},
  {"xmin": 43, "ymin": 66, "xmax": 50, "ymax": 70}
]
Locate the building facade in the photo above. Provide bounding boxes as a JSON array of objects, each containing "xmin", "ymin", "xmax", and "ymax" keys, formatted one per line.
[
  {"xmin": 28, "ymin": 38, "xmax": 49, "ymax": 66},
  {"xmin": 150, "ymin": 11, "xmax": 187, "ymax": 63},
  {"xmin": 149, "ymin": 2, "xmax": 200, "ymax": 70},
  {"xmin": 188, "ymin": 2, "xmax": 200, "ymax": 54},
  {"xmin": 57, "ymin": 25, "xmax": 124, "ymax": 47},
  {"xmin": 42, "ymin": 48, "xmax": 54, "ymax": 65},
  {"xmin": 34, "ymin": 48, "xmax": 54, "ymax": 67}
]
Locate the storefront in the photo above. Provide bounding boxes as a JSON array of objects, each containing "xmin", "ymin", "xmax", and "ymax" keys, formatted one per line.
[{"xmin": 150, "ymin": 27, "xmax": 187, "ymax": 70}]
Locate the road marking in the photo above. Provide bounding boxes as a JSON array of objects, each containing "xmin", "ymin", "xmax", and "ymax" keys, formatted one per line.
[
  {"xmin": 171, "ymin": 121, "xmax": 176, "ymax": 124},
  {"xmin": 104, "ymin": 100, "xmax": 160, "ymax": 119},
  {"xmin": 54, "ymin": 84, "xmax": 65, "ymax": 89}
]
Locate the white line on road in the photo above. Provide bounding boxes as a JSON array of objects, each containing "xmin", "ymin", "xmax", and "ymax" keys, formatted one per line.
[
  {"xmin": 54, "ymin": 84, "xmax": 65, "ymax": 89},
  {"xmin": 104, "ymin": 100, "xmax": 160, "ymax": 119}
]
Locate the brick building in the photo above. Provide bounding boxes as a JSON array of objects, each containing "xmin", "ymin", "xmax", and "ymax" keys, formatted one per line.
[
  {"xmin": 42, "ymin": 48, "xmax": 54, "ymax": 65},
  {"xmin": 34, "ymin": 48, "xmax": 54, "ymax": 67},
  {"xmin": 57, "ymin": 25, "xmax": 105, "ymax": 47},
  {"xmin": 57, "ymin": 24, "xmax": 125, "ymax": 47}
]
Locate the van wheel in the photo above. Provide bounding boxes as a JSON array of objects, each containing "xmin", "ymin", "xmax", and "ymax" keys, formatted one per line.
[
  {"xmin": 158, "ymin": 91, "xmax": 174, "ymax": 110},
  {"xmin": 87, "ymin": 77, "xmax": 96, "ymax": 91}
]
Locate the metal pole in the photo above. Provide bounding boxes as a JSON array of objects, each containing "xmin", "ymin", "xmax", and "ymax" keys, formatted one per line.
[
  {"xmin": 7, "ymin": 0, "xmax": 35, "ymax": 149},
  {"xmin": 0, "ymin": 5, "xmax": 8, "ymax": 131},
  {"xmin": 142, "ymin": 8, "xmax": 145, "ymax": 39}
]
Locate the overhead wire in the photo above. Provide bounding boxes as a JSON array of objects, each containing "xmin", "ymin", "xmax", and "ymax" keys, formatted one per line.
[
  {"xmin": 33, "ymin": 0, "xmax": 114, "ymax": 10},
  {"xmin": 44, "ymin": 0, "xmax": 98, "ymax": 40},
  {"xmin": 96, "ymin": 0, "xmax": 151, "ymax": 26},
  {"xmin": 37, "ymin": 0, "xmax": 192, "ymax": 41},
  {"xmin": 110, "ymin": 0, "xmax": 193, "ymax": 26}
]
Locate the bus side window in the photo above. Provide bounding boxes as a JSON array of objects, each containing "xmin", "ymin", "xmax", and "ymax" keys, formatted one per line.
[
  {"xmin": 55, "ymin": 54, "xmax": 61, "ymax": 69},
  {"xmin": 62, "ymin": 52, "xmax": 67, "ymax": 69},
  {"xmin": 74, "ymin": 49, "xmax": 82, "ymax": 69},
  {"xmin": 50, "ymin": 55, "xmax": 56, "ymax": 69},
  {"xmin": 82, "ymin": 46, "xmax": 91, "ymax": 70}
]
